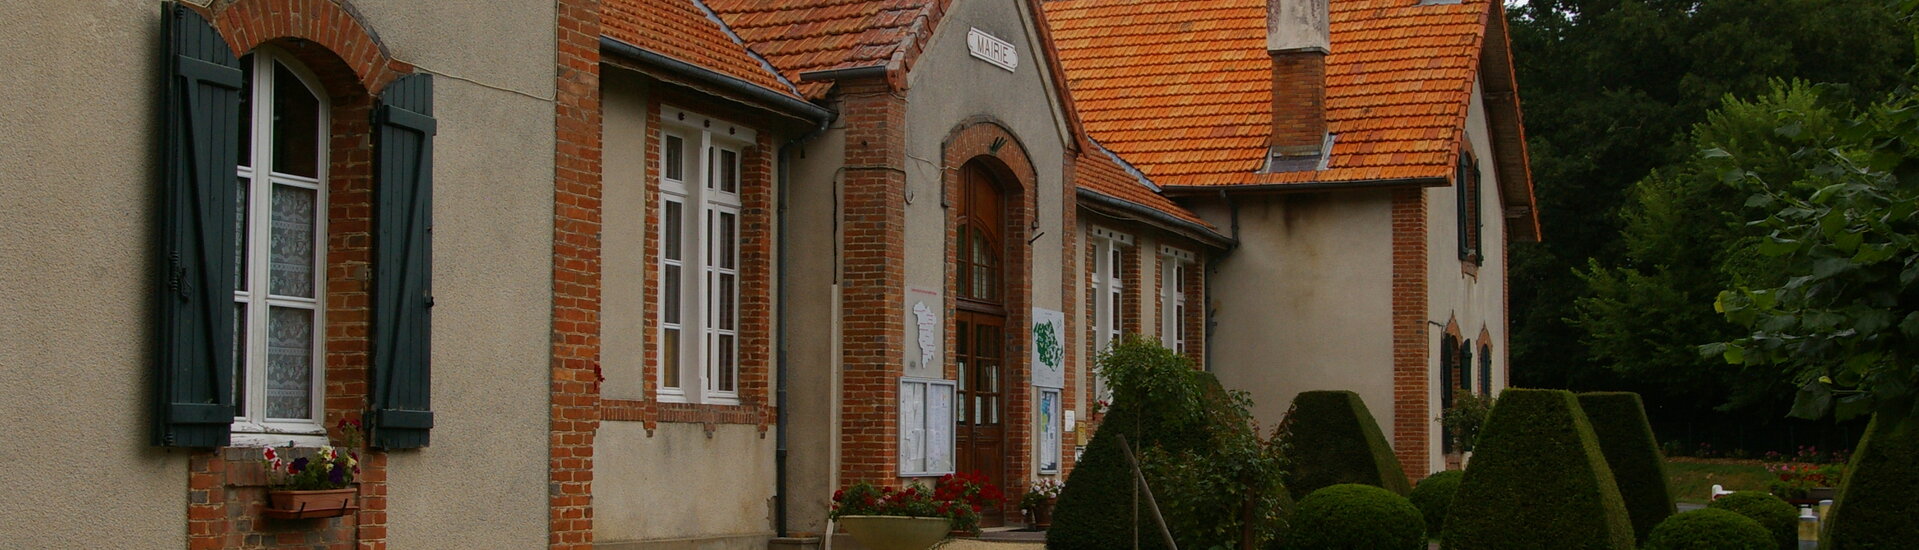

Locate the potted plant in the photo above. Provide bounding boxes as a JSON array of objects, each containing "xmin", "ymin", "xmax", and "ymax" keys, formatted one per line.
[
  {"xmin": 260, "ymin": 418, "xmax": 363, "ymax": 519},
  {"xmin": 830, "ymin": 472, "xmax": 999, "ymax": 550},
  {"xmin": 1019, "ymin": 478, "xmax": 1063, "ymax": 529}
]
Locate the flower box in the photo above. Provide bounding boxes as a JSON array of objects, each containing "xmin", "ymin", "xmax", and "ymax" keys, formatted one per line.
[
  {"xmin": 838, "ymin": 515, "xmax": 951, "ymax": 550},
  {"xmin": 264, "ymin": 488, "xmax": 358, "ymax": 519}
]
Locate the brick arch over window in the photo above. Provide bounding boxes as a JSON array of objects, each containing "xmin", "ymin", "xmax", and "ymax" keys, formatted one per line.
[
  {"xmin": 940, "ymin": 117, "xmax": 1039, "ymax": 517},
  {"xmin": 207, "ymin": 0, "xmax": 411, "ymax": 97}
]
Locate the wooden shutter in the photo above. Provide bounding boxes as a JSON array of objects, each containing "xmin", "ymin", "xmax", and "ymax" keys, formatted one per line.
[
  {"xmin": 370, "ymin": 74, "xmax": 437, "ymax": 449},
  {"xmin": 155, "ymin": 4, "xmax": 243, "ymax": 448}
]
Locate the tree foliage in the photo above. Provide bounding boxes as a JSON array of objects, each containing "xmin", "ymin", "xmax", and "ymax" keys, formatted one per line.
[{"xmin": 1504, "ymin": 0, "xmax": 1914, "ymax": 410}]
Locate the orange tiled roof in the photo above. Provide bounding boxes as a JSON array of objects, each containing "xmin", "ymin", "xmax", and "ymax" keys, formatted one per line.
[
  {"xmin": 1077, "ymin": 139, "xmax": 1219, "ymax": 237},
  {"xmin": 1044, "ymin": 0, "xmax": 1494, "ymax": 187},
  {"xmin": 703, "ymin": 0, "xmax": 951, "ymax": 99},
  {"xmin": 603, "ymin": 0, "xmax": 803, "ymax": 100}
]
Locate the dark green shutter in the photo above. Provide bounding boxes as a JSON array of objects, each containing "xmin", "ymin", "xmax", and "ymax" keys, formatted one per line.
[
  {"xmin": 1477, "ymin": 343, "xmax": 1492, "ymax": 396},
  {"xmin": 1456, "ymin": 155, "xmax": 1472, "ymax": 261},
  {"xmin": 370, "ymin": 73, "xmax": 436, "ymax": 449},
  {"xmin": 155, "ymin": 4, "xmax": 243, "ymax": 448},
  {"xmin": 1459, "ymin": 339, "xmax": 1474, "ymax": 392}
]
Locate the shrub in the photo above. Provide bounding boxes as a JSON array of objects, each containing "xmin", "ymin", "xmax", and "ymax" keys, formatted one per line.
[
  {"xmin": 1048, "ymin": 336, "xmax": 1288, "ymax": 550},
  {"xmin": 1408, "ymin": 470, "xmax": 1463, "ymax": 536},
  {"xmin": 1275, "ymin": 390, "xmax": 1412, "ymax": 499},
  {"xmin": 1576, "ymin": 391, "xmax": 1675, "ymax": 542},
  {"xmin": 1283, "ymin": 484, "xmax": 1424, "ymax": 550},
  {"xmin": 1707, "ymin": 491, "xmax": 1796, "ymax": 550},
  {"xmin": 1643, "ymin": 508, "xmax": 1773, "ymax": 550},
  {"xmin": 1439, "ymin": 388, "xmax": 1634, "ymax": 550},
  {"xmin": 1821, "ymin": 414, "xmax": 1919, "ymax": 549}
]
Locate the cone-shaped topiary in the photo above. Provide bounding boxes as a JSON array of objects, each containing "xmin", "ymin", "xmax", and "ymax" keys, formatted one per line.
[
  {"xmin": 1283, "ymin": 484, "xmax": 1425, "ymax": 550},
  {"xmin": 1707, "ymin": 491, "xmax": 1796, "ymax": 550},
  {"xmin": 1409, "ymin": 470, "xmax": 1464, "ymax": 536},
  {"xmin": 1275, "ymin": 390, "xmax": 1412, "ymax": 499},
  {"xmin": 1643, "ymin": 508, "xmax": 1773, "ymax": 550},
  {"xmin": 1821, "ymin": 414, "xmax": 1919, "ymax": 549},
  {"xmin": 1577, "ymin": 391, "xmax": 1676, "ymax": 542},
  {"xmin": 1439, "ymin": 388, "xmax": 1634, "ymax": 550}
]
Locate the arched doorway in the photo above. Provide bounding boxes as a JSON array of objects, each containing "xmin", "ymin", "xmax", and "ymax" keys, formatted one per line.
[{"xmin": 954, "ymin": 159, "xmax": 1009, "ymax": 525}]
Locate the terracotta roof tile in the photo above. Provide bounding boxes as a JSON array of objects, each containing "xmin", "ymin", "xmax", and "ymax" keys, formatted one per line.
[
  {"xmin": 1077, "ymin": 140, "xmax": 1216, "ymax": 234},
  {"xmin": 703, "ymin": 0, "xmax": 952, "ymax": 99},
  {"xmin": 604, "ymin": 0, "xmax": 803, "ymax": 99},
  {"xmin": 1044, "ymin": 0, "xmax": 1495, "ymax": 187}
]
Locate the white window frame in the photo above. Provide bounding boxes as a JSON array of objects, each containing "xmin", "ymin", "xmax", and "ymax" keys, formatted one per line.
[
  {"xmin": 1159, "ymin": 246, "xmax": 1195, "ymax": 355},
  {"xmin": 1088, "ymin": 227, "xmax": 1133, "ymax": 402},
  {"xmin": 657, "ymin": 106, "xmax": 756, "ymax": 405},
  {"xmin": 231, "ymin": 51, "xmax": 329, "ymax": 447}
]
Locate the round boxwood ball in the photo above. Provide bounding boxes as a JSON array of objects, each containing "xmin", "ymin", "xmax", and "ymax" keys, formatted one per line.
[
  {"xmin": 1408, "ymin": 470, "xmax": 1463, "ymax": 535},
  {"xmin": 1285, "ymin": 483, "xmax": 1425, "ymax": 550},
  {"xmin": 1644, "ymin": 508, "xmax": 1774, "ymax": 550},
  {"xmin": 1708, "ymin": 491, "xmax": 1797, "ymax": 550}
]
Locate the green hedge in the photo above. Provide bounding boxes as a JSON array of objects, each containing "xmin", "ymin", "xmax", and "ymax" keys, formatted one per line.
[
  {"xmin": 1643, "ymin": 509, "xmax": 1773, "ymax": 550},
  {"xmin": 1822, "ymin": 414, "xmax": 1919, "ymax": 549},
  {"xmin": 1049, "ymin": 337, "xmax": 1287, "ymax": 550},
  {"xmin": 1283, "ymin": 484, "xmax": 1425, "ymax": 550},
  {"xmin": 1275, "ymin": 390, "xmax": 1411, "ymax": 499},
  {"xmin": 1409, "ymin": 470, "xmax": 1464, "ymax": 536},
  {"xmin": 1576, "ymin": 392, "xmax": 1675, "ymax": 542},
  {"xmin": 1707, "ymin": 491, "xmax": 1796, "ymax": 550},
  {"xmin": 1439, "ymin": 388, "xmax": 1634, "ymax": 550}
]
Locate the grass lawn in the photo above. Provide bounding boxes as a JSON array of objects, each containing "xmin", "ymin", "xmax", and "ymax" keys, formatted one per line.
[{"xmin": 1666, "ymin": 458, "xmax": 1773, "ymax": 504}]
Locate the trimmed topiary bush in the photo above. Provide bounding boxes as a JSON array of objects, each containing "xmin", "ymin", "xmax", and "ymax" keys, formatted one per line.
[
  {"xmin": 1049, "ymin": 336, "xmax": 1288, "ymax": 550},
  {"xmin": 1409, "ymin": 470, "xmax": 1463, "ymax": 536},
  {"xmin": 1439, "ymin": 388, "xmax": 1634, "ymax": 550},
  {"xmin": 1707, "ymin": 491, "xmax": 1796, "ymax": 550},
  {"xmin": 1643, "ymin": 508, "xmax": 1773, "ymax": 550},
  {"xmin": 1821, "ymin": 414, "xmax": 1919, "ymax": 549},
  {"xmin": 1275, "ymin": 390, "xmax": 1412, "ymax": 499},
  {"xmin": 1283, "ymin": 484, "xmax": 1425, "ymax": 550},
  {"xmin": 1577, "ymin": 391, "xmax": 1676, "ymax": 542}
]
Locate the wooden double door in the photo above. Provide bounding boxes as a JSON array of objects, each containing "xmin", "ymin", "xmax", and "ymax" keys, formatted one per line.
[{"xmin": 955, "ymin": 310, "xmax": 1006, "ymax": 525}]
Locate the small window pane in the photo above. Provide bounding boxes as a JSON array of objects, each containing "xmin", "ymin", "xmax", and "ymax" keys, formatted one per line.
[
  {"xmin": 235, "ymin": 176, "xmax": 249, "ymax": 291},
  {"xmin": 233, "ymin": 303, "xmax": 247, "ymax": 413},
  {"xmin": 265, "ymin": 306, "xmax": 314, "ymax": 419},
  {"xmin": 719, "ymin": 212, "xmax": 737, "ymax": 269},
  {"xmin": 718, "ymin": 273, "xmax": 736, "ymax": 330},
  {"xmin": 718, "ymin": 334, "xmax": 736, "ymax": 392},
  {"xmin": 720, "ymin": 149, "xmax": 738, "ymax": 193},
  {"xmin": 663, "ymin": 328, "xmax": 681, "ymax": 389},
  {"xmin": 269, "ymin": 185, "xmax": 317, "ymax": 297},
  {"xmin": 270, "ymin": 62, "xmax": 320, "ymax": 179},
  {"xmin": 664, "ymin": 135, "xmax": 684, "ymax": 181},
  {"xmin": 664, "ymin": 200, "xmax": 683, "ymax": 261},
  {"xmin": 663, "ymin": 265, "xmax": 681, "ymax": 324}
]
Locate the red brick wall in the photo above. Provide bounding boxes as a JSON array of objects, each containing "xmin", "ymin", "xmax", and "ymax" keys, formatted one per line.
[
  {"xmin": 836, "ymin": 76, "xmax": 909, "ymax": 484},
  {"xmin": 1269, "ymin": 51, "xmax": 1327, "ymax": 156},
  {"xmin": 549, "ymin": 0, "xmax": 603, "ymax": 547},
  {"xmin": 1390, "ymin": 187, "xmax": 1431, "ymax": 479}
]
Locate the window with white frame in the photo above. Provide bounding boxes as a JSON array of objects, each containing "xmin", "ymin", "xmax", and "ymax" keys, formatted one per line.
[
  {"xmin": 231, "ymin": 52, "xmax": 328, "ymax": 439},
  {"xmin": 658, "ymin": 107, "xmax": 752, "ymax": 404},
  {"xmin": 1088, "ymin": 227, "xmax": 1132, "ymax": 402},
  {"xmin": 1159, "ymin": 246, "xmax": 1194, "ymax": 355}
]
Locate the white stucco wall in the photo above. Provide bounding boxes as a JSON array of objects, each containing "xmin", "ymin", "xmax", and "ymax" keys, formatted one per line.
[
  {"xmin": 784, "ymin": 120, "xmax": 847, "ymax": 536},
  {"xmin": 601, "ymin": 70, "xmax": 653, "ymax": 402},
  {"xmin": 595, "ymin": 423, "xmax": 777, "ymax": 548},
  {"xmin": 0, "ymin": 2, "xmax": 553, "ymax": 545},
  {"xmin": 1419, "ymin": 84, "xmax": 1511, "ymax": 473},
  {"xmin": 1195, "ymin": 192, "xmax": 1398, "ymax": 432}
]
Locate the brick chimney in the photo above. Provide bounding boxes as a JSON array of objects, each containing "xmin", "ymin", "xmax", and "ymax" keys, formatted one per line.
[{"xmin": 1267, "ymin": 0, "xmax": 1330, "ymax": 168}]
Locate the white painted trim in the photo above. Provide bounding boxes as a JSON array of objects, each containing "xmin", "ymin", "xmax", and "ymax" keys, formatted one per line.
[{"xmin": 1089, "ymin": 226, "xmax": 1133, "ymax": 246}]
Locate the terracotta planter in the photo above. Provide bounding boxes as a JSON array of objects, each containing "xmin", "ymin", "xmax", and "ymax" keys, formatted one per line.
[
  {"xmin": 265, "ymin": 488, "xmax": 357, "ymax": 519},
  {"xmin": 838, "ymin": 515, "xmax": 950, "ymax": 550},
  {"xmin": 1033, "ymin": 498, "xmax": 1056, "ymax": 529}
]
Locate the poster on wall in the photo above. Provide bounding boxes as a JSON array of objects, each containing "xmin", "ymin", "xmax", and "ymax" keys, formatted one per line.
[
  {"xmin": 905, "ymin": 286, "xmax": 941, "ymax": 377},
  {"xmin": 1031, "ymin": 308, "xmax": 1066, "ymax": 389},
  {"xmin": 900, "ymin": 378, "xmax": 956, "ymax": 476},
  {"xmin": 1037, "ymin": 388, "xmax": 1061, "ymax": 473}
]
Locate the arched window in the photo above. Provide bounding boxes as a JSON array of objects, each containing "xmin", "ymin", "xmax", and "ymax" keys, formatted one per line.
[{"xmin": 232, "ymin": 51, "xmax": 329, "ymax": 436}]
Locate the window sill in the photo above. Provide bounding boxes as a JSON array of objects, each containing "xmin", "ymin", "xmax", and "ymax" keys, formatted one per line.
[{"xmin": 230, "ymin": 428, "xmax": 329, "ymax": 449}]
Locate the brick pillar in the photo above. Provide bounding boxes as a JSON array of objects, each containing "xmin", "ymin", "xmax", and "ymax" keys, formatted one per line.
[
  {"xmin": 549, "ymin": 0, "xmax": 602, "ymax": 547},
  {"xmin": 1391, "ymin": 188, "xmax": 1430, "ymax": 479},
  {"xmin": 837, "ymin": 76, "xmax": 909, "ymax": 484}
]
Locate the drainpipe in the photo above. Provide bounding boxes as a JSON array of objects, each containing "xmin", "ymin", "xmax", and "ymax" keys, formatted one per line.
[
  {"xmin": 776, "ymin": 113, "xmax": 833, "ymax": 538},
  {"xmin": 1203, "ymin": 190, "xmax": 1241, "ymax": 371}
]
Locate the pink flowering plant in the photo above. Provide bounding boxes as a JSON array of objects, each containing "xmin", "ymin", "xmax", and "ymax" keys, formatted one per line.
[{"xmin": 261, "ymin": 418, "xmax": 363, "ymax": 491}]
